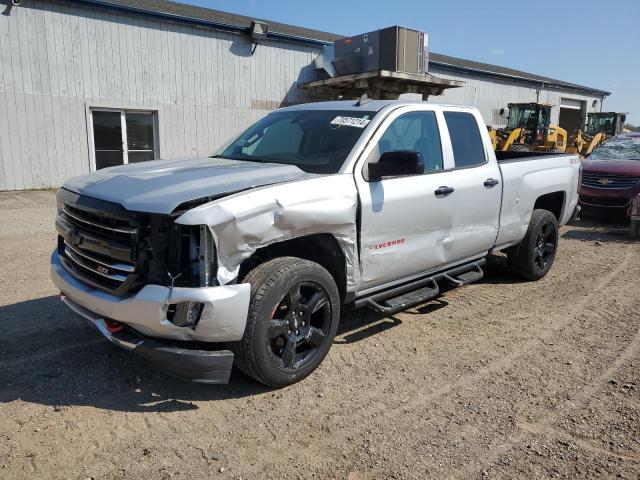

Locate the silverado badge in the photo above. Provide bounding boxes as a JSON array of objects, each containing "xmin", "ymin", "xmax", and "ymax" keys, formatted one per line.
[{"xmin": 598, "ymin": 178, "xmax": 614, "ymax": 185}]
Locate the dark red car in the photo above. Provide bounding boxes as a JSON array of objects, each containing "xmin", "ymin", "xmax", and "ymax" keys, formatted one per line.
[{"xmin": 579, "ymin": 133, "xmax": 640, "ymax": 215}]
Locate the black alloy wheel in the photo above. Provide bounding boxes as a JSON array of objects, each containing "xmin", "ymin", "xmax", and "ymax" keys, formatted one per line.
[
  {"xmin": 231, "ymin": 257, "xmax": 340, "ymax": 387},
  {"xmin": 533, "ymin": 221, "xmax": 557, "ymax": 271},
  {"xmin": 267, "ymin": 281, "xmax": 332, "ymax": 370},
  {"xmin": 508, "ymin": 209, "xmax": 559, "ymax": 281}
]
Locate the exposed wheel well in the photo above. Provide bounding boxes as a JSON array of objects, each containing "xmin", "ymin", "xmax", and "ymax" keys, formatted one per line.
[
  {"xmin": 237, "ymin": 234, "xmax": 348, "ymax": 301},
  {"xmin": 533, "ymin": 191, "xmax": 565, "ymax": 221}
]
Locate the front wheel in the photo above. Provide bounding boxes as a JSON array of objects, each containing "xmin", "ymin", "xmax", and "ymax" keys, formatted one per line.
[
  {"xmin": 508, "ymin": 209, "xmax": 559, "ymax": 280},
  {"xmin": 231, "ymin": 257, "xmax": 340, "ymax": 387}
]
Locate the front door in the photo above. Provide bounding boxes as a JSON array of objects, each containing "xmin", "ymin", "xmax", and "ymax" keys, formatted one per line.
[{"xmin": 355, "ymin": 107, "xmax": 457, "ymax": 290}]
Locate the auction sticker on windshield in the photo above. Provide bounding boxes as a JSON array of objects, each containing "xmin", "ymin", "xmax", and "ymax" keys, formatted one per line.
[{"xmin": 330, "ymin": 116, "xmax": 371, "ymax": 128}]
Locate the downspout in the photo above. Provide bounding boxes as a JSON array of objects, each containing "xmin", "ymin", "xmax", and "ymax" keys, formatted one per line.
[{"xmin": 536, "ymin": 82, "xmax": 546, "ymax": 103}]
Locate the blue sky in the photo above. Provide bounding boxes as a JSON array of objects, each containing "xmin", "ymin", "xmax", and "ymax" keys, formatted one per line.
[{"xmin": 185, "ymin": 0, "xmax": 639, "ymax": 124}]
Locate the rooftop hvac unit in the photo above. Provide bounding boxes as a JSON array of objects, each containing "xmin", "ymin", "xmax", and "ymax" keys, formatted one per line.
[{"xmin": 333, "ymin": 26, "xmax": 429, "ymax": 76}]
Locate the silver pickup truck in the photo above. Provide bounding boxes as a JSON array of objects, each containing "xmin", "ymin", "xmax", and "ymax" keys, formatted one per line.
[{"xmin": 51, "ymin": 100, "xmax": 581, "ymax": 386}]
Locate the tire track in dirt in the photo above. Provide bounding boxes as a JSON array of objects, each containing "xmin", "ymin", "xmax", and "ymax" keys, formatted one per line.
[
  {"xmin": 341, "ymin": 249, "xmax": 631, "ymax": 420},
  {"xmin": 315, "ymin": 249, "xmax": 635, "ymax": 460},
  {"xmin": 450, "ymin": 250, "xmax": 639, "ymax": 478},
  {"xmin": 251, "ymin": 241, "xmax": 634, "ymax": 478}
]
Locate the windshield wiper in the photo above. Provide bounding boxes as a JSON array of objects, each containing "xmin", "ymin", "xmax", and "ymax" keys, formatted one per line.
[{"xmin": 213, "ymin": 155, "xmax": 283, "ymax": 164}]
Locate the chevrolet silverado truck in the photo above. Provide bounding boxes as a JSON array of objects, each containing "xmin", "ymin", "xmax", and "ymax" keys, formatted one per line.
[{"xmin": 51, "ymin": 100, "xmax": 581, "ymax": 386}]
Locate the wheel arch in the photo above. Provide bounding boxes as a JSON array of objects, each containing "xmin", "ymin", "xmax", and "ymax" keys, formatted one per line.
[
  {"xmin": 533, "ymin": 191, "xmax": 566, "ymax": 221},
  {"xmin": 238, "ymin": 233, "xmax": 349, "ymax": 302}
]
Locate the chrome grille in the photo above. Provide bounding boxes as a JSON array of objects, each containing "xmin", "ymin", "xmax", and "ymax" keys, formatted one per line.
[
  {"xmin": 56, "ymin": 199, "xmax": 139, "ymax": 295},
  {"xmin": 63, "ymin": 205, "xmax": 137, "ymax": 240},
  {"xmin": 581, "ymin": 172, "xmax": 640, "ymax": 189},
  {"xmin": 64, "ymin": 242, "xmax": 134, "ymax": 281}
]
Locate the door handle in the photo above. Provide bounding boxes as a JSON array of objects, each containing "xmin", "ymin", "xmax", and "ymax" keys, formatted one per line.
[
  {"xmin": 435, "ymin": 186, "xmax": 455, "ymax": 196},
  {"xmin": 484, "ymin": 178, "xmax": 500, "ymax": 187}
]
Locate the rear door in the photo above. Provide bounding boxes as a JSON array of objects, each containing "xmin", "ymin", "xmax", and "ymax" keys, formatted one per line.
[
  {"xmin": 440, "ymin": 109, "xmax": 502, "ymax": 260},
  {"xmin": 355, "ymin": 106, "xmax": 457, "ymax": 290}
]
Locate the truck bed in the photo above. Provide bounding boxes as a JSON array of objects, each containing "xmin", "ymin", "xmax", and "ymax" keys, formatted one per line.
[
  {"xmin": 495, "ymin": 150, "xmax": 573, "ymax": 162},
  {"xmin": 495, "ymin": 151, "xmax": 581, "ymax": 248}
]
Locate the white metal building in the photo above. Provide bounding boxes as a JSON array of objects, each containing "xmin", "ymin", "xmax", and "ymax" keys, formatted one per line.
[{"xmin": 0, "ymin": 0, "xmax": 610, "ymax": 190}]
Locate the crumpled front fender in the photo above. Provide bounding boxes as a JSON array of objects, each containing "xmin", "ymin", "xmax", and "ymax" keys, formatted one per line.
[{"xmin": 176, "ymin": 174, "xmax": 360, "ymax": 290}]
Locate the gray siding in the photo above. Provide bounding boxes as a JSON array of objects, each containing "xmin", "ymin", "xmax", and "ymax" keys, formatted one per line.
[
  {"xmin": 0, "ymin": 1, "xmax": 606, "ymax": 191},
  {"xmin": 428, "ymin": 66, "xmax": 603, "ymax": 128},
  {"xmin": 0, "ymin": 0, "xmax": 319, "ymax": 190}
]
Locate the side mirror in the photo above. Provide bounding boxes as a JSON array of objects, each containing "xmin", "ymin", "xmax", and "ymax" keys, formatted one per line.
[
  {"xmin": 368, "ymin": 151, "xmax": 424, "ymax": 181},
  {"xmin": 499, "ymin": 107, "xmax": 505, "ymax": 116}
]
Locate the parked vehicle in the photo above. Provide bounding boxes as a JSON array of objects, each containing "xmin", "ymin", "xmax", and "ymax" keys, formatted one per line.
[
  {"xmin": 579, "ymin": 133, "xmax": 640, "ymax": 214},
  {"xmin": 571, "ymin": 112, "xmax": 626, "ymax": 158},
  {"xmin": 488, "ymin": 102, "xmax": 568, "ymax": 153},
  {"xmin": 51, "ymin": 100, "xmax": 580, "ymax": 386}
]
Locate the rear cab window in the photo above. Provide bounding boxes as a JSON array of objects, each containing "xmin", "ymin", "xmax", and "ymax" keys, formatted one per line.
[{"xmin": 443, "ymin": 111, "xmax": 486, "ymax": 168}]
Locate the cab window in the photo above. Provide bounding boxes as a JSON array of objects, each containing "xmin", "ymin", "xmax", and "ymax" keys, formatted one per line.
[
  {"xmin": 377, "ymin": 111, "xmax": 443, "ymax": 171},
  {"xmin": 444, "ymin": 112, "xmax": 486, "ymax": 168}
]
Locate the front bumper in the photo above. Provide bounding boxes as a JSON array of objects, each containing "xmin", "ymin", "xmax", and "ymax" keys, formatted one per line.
[
  {"xmin": 61, "ymin": 294, "xmax": 234, "ymax": 383},
  {"xmin": 579, "ymin": 184, "xmax": 640, "ymax": 211},
  {"xmin": 51, "ymin": 251, "xmax": 250, "ymax": 342}
]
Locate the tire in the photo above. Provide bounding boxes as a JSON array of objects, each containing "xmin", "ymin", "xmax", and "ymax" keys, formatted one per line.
[
  {"xmin": 631, "ymin": 219, "xmax": 640, "ymax": 239},
  {"xmin": 507, "ymin": 209, "xmax": 559, "ymax": 281},
  {"xmin": 230, "ymin": 257, "xmax": 340, "ymax": 387},
  {"xmin": 508, "ymin": 144, "xmax": 531, "ymax": 152}
]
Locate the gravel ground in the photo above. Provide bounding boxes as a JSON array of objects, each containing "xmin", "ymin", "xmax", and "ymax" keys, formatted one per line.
[{"xmin": 1, "ymin": 190, "xmax": 639, "ymax": 480}]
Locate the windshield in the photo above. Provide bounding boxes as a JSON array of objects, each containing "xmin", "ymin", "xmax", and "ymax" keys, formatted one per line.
[
  {"xmin": 216, "ymin": 110, "xmax": 376, "ymax": 174},
  {"xmin": 589, "ymin": 135, "xmax": 640, "ymax": 161},
  {"xmin": 586, "ymin": 114, "xmax": 615, "ymax": 136}
]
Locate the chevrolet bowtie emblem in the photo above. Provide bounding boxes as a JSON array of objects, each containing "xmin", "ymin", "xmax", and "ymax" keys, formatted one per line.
[
  {"xmin": 70, "ymin": 229, "xmax": 84, "ymax": 246},
  {"xmin": 597, "ymin": 178, "xmax": 613, "ymax": 185}
]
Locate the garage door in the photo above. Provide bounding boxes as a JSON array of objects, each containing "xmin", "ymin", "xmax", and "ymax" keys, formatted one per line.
[{"xmin": 560, "ymin": 98, "xmax": 582, "ymax": 110}]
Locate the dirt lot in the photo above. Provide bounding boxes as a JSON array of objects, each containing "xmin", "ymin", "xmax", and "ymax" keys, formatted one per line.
[{"xmin": 1, "ymin": 190, "xmax": 639, "ymax": 480}]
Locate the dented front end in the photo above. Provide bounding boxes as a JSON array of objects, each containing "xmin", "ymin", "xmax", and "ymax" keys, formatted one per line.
[
  {"xmin": 51, "ymin": 172, "xmax": 359, "ymax": 382},
  {"xmin": 52, "ymin": 188, "xmax": 250, "ymax": 344},
  {"xmin": 52, "ymin": 174, "xmax": 359, "ymax": 347}
]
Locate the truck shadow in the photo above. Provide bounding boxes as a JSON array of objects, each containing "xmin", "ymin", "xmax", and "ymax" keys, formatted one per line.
[
  {"xmin": 0, "ymin": 252, "xmax": 548, "ymax": 414},
  {"xmin": 561, "ymin": 214, "xmax": 635, "ymax": 244},
  {"xmin": 0, "ymin": 296, "xmax": 279, "ymax": 413},
  {"xmin": 0, "ymin": 294, "xmax": 421, "ymax": 413},
  {"xmin": 478, "ymin": 254, "xmax": 527, "ymax": 285},
  {"xmin": 335, "ymin": 307, "xmax": 403, "ymax": 344}
]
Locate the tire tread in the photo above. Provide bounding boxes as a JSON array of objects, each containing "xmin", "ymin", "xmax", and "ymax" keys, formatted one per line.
[
  {"xmin": 508, "ymin": 209, "xmax": 558, "ymax": 281},
  {"xmin": 231, "ymin": 257, "xmax": 337, "ymax": 387}
]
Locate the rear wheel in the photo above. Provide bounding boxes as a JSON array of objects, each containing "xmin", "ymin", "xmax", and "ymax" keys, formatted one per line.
[
  {"xmin": 508, "ymin": 209, "xmax": 559, "ymax": 280},
  {"xmin": 231, "ymin": 257, "xmax": 340, "ymax": 387}
]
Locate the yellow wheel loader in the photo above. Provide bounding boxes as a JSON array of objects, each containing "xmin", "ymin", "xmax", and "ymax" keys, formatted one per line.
[
  {"xmin": 572, "ymin": 112, "xmax": 626, "ymax": 157},
  {"xmin": 488, "ymin": 103, "xmax": 567, "ymax": 152}
]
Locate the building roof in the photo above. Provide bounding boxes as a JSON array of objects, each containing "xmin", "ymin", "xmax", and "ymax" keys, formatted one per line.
[
  {"xmin": 428, "ymin": 53, "xmax": 609, "ymax": 96},
  {"xmin": 72, "ymin": 0, "xmax": 610, "ymax": 96}
]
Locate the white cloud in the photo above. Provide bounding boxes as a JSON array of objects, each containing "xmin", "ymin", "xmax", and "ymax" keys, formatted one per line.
[{"xmin": 489, "ymin": 48, "xmax": 505, "ymax": 55}]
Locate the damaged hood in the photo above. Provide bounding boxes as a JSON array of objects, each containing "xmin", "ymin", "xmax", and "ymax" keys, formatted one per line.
[{"xmin": 62, "ymin": 157, "xmax": 315, "ymax": 214}]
